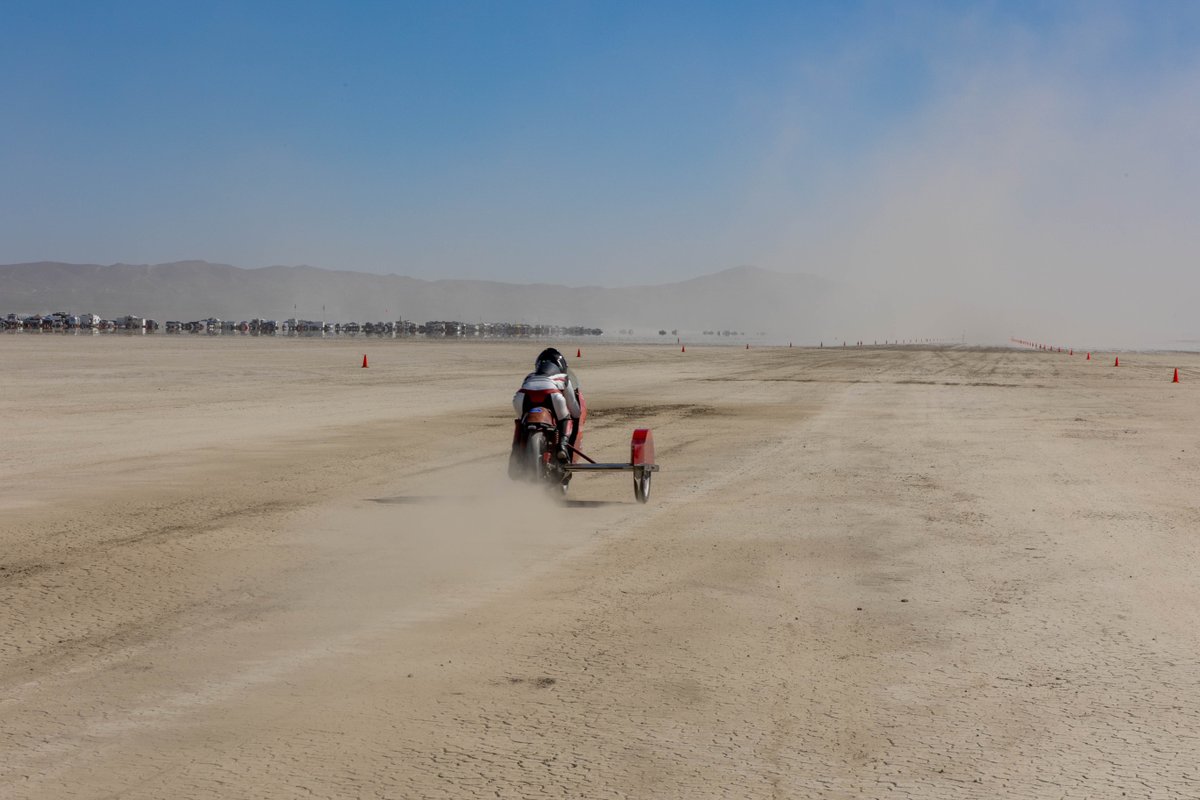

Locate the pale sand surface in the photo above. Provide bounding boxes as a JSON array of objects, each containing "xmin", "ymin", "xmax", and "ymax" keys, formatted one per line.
[{"xmin": 2, "ymin": 337, "xmax": 1199, "ymax": 798}]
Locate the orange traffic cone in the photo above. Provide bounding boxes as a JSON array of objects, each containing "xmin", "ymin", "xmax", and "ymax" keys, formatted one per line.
[
  {"xmin": 1069, "ymin": 349, "xmax": 1073, "ymax": 356},
  {"xmin": 576, "ymin": 348, "xmax": 581, "ymax": 358},
  {"xmin": 362, "ymin": 354, "xmax": 369, "ymax": 368},
  {"xmin": 1086, "ymin": 352, "xmax": 1091, "ymax": 360},
  {"xmin": 681, "ymin": 344, "xmax": 686, "ymax": 353},
  {"xmin": 1114, "ymin": 356, "xmax": 1120, "ymax": 367},
  {"xmin": 1173, "ymin": 368, "xmax": 1180, "ymax": 383}
]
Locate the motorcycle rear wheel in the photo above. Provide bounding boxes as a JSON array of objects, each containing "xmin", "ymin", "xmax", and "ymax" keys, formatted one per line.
[{"xmin": 525, "ymin": 431, "xmax": 547, "ymax": 480}]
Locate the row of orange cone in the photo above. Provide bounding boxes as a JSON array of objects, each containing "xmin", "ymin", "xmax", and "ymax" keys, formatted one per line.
[
  {"xmin": 1011, "ymin": 338, "xmax": 1182, "ymax": 382},
  {"xmin": 360, "ymin": 342, "xmax": 793, "ymax": 361},
  {"xmin": 361, "ymin": 346, "xmax": 684, "ymax": 362},
  {"xmin": 360, "ymin": 347, "xmax": 1184, "ymax": 383},
  {"xmin": 1111, "ymin": 357, "xmax": 1181, "ymax": 382}
]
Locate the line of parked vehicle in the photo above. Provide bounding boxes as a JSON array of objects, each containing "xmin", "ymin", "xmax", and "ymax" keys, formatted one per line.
[
  {"xmin": 4, "ymin": 312, "xmax": 154, "ymax": 331},
  {"xmin": 3, "ymin": 312, "xmax": 604, "ymax": 338}
]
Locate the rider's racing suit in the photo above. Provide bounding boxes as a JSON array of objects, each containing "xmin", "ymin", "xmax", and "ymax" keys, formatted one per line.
[{"xmin": 512, "ymin": 367, "xmax": 586, "ymax": 462}]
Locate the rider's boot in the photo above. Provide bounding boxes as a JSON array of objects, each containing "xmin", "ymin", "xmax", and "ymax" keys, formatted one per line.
[{"xmin": 555, "ymin": 418, "xmax": 572, "ymax": 463}]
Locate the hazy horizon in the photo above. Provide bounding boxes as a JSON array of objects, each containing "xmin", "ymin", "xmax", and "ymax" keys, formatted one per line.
[
  {"xmin": 0, "ymin": 261, "xmax": 879, "ymax": 345},
  {"xmin": 3, "ymin": 258, "xmax": 790, "ymax": 290},
  {"xmin": 4, "ymin": 3, "xmax": 1198, "ymax": 346}
]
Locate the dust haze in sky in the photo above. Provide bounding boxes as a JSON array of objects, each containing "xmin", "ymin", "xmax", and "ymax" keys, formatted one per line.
[{"xmin": 756, "ymin": 9, "xmax": 1200, "ymax": 348}]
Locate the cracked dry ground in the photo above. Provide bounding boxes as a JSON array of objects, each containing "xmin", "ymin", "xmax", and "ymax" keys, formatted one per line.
[{"xmin": 3, "ymin": 339, "xmax": 1200, "ymax": 798}]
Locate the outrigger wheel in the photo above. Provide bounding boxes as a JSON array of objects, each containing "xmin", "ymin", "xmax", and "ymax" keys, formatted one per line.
[{"xmin": 633, "ymin": 466, "xmax": 651, "ymax": 503}]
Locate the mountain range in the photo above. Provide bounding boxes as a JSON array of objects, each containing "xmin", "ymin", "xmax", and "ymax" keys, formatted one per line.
[{"xmin": 0, "ymin": 261, "xmax": 892, "ymax": 340}]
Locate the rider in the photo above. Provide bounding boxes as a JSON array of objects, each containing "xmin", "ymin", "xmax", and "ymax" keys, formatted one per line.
[{"xmin": 512, "ymin": 347, "xmax": 586, "ymax": 462}]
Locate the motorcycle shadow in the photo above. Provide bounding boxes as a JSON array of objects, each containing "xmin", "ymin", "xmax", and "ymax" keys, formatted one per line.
[
  {"xmin": 369, "ymin": 496, "xmax": 463, "ymax": 505},
  {"xmin": 369, "ymin": 495, "xmax": 624, "ymax": 508}
]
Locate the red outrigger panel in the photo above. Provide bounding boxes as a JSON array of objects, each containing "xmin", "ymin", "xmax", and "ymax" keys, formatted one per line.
[{"xmin": 631, "ymin": 428, "xmax": 655, "ymax": 466}]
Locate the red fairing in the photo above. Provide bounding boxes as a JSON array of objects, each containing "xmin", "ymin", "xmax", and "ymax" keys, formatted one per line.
[
  {"xmin": 631, "ymin": 428, "xmax": 655, "ymax": 466},
  {"xmin": 519, "ymin": 388, "xmax": 560, "ymax": 407}
]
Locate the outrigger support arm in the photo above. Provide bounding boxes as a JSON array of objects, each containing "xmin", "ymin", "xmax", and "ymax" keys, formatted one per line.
[
  {"xmin": 562, "ymin": 429, "xmax": 659, "ymax": 474},
  {"xmin": 563, "ymin": 442, "xmax": 597, "ymax": 464}
]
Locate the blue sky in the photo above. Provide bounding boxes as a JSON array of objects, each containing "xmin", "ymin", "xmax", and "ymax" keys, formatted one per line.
[{"xmin": 3, "ymin": 0, "xmax": 1199, "ymax": 328}]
